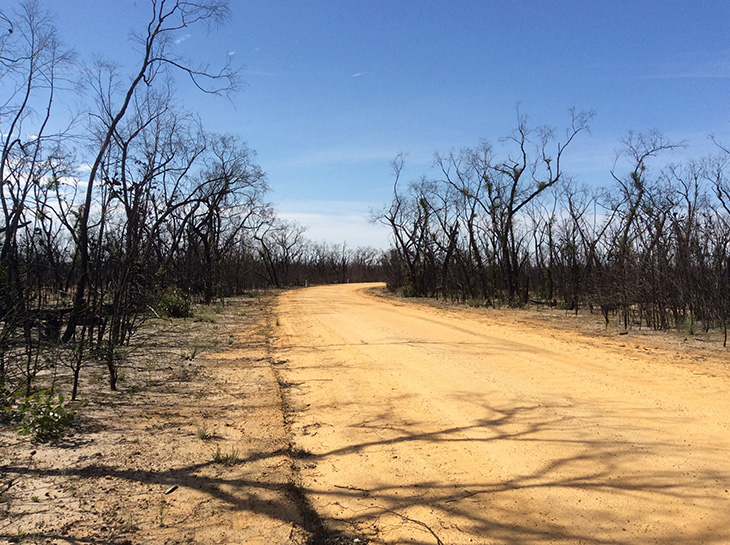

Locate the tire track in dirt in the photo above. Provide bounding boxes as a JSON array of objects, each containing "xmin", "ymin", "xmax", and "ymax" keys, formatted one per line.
[{"xmin": 274, "ymin": 283, "xmax": 730, "ymax": 545}]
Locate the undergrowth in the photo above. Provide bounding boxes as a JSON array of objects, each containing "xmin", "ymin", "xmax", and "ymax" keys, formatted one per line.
[{"xmin": 16, "ymin": 390, "xmax": 75, "ymax": 442}]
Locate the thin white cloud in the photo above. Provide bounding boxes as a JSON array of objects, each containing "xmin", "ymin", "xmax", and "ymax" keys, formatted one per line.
[
  {"xmin": 350, "ymin": 72, "xmax": 366, "ymax": 78},
  {"xmin": 174, "ymin": 33, "xmax": 192, "ymax": 45},
  {"xmin": 276, "ymin": 200, "xmax": 391, "ymax": 249}
]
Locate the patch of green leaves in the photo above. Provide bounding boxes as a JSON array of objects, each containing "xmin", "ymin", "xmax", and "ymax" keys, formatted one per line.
[
  {"xmin": 158, "ymin": 290, "xmax": 192, "ymax": 318},
  {"xmin": 17, "ymin": 390, "xmax": 75, "ymax": 442}
]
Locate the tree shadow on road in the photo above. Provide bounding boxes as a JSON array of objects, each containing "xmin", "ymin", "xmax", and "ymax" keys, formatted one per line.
[
  {"xmin": 4, "ymin": 396, "xmax": 729, "ymax": 545},
  {"xmin": 282, "ymin": 394, "xmax": 730, "ymax": 545}
]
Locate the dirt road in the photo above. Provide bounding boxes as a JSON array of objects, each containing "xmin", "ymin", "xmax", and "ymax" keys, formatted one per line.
[{"xmin": 274, "ymin": 283, "xmax": 730, "ymax": 545}]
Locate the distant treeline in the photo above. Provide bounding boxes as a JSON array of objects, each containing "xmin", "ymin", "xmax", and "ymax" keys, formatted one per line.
[{"xmin": 375, "ymin": 112, "xmax": 730, "ymax": 346}]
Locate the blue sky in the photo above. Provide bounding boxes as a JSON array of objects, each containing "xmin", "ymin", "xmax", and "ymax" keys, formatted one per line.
[{"xmin": 47, "ymin": 1, "xmax": 730, "ymax": 248}]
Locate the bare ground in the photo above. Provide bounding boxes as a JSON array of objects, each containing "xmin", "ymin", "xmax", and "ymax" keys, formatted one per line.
[
  {"xmin": 3, "ymin": 283, "xmax": 730, "ymax": 544},
  {"xmin": 274, "ymin": 283, "xmax": 730, "ymax": 545},
  {"xmin": 0, "ymin": 294, "xmax": 324, "ymax": 544}
]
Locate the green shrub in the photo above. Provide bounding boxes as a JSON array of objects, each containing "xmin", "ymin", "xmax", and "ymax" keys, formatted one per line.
[
  {"xmin": 159, "ymin": 291, "xmax": 192, "ymax": 318},
  {"xmin": 401, "ymin": 284, "xmax": 420, "ymax": 298},
  {"xmin": 17, "ymin": 390, "xmax": 75, "ymax": 442}
]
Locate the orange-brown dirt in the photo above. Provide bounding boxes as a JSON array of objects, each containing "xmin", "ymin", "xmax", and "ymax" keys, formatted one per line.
[
  {"xmin": 274, "ymin": 283, "xmax": 730, "ymax": 545},
  {"xmin": 3, "ymin": 283, "xmax": 730, "ymax": 544}
]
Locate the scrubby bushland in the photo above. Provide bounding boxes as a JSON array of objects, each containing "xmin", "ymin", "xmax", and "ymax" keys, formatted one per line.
[
  {"xmin": 377, "ymin": 118, "xmax": 730, "ymax": 345},
  {"xmin": 0, "ymin": 1, "xmax": 386, "ymax": 409}
]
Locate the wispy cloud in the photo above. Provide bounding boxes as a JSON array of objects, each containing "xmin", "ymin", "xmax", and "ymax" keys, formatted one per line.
[
  {"xmin": 276, "ymin": 200, "xmax": 391, "ymax": 248},
  {"xmin": 277, "ymin": 199, "xmax": 372, "ymax": 216},
  {"xmin": 174, "ymin": 33, "xmax": 192, "ymax": 45},
  {"xmin": 350, "ymin": 72, "xmax": 366, "ymax": 78}
]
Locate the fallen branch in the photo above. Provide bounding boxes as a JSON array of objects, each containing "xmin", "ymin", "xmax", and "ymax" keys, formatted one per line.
[
  {"xmin": 379, "ymin": 507, "xmax": 444, "ymax": 545},
  {"xmin": 147, "ymin": 304, "xmax": 173, "ymax": 323},
  {"xmin": 0, "ymin": 477, "xmax": 18, "ymax": 497},
  {"xmin": 334, "ymin": 483, "xmax": 370, "ymax": 494},
  {"xmin": 444, "ymin": 489, "xmax": 478, "ymax": 503}
]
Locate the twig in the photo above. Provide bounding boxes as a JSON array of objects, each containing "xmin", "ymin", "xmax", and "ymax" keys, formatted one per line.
[
  {"xmin": 380, "ymin": 507, "xmax": 445, "ymax": 545},
  {"xmin": 0, "ymin": 477, "xmax": 18, "ymax": 497},
  {"xmin": 334, "ymin": 484, "xmax": 370, "ymax": 493},
  {"xmin": 444, "ymin": 489, "xmax": 478, "ymax": 503}
]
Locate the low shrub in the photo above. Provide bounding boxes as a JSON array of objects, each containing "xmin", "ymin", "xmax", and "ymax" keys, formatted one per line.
[
  {"xmin": 159, "ymin": 291, "xmax": 192, "ymax": 318},
  {"xmin": 401, "ymin": 284, "xmax": 420, "ymax": 298},
  {"xmin": 213, "ymin": 445, "xmax": 241, "ymax": 465},
  {"xmin": 17, "ymin": 390, "xmax": 75, "ymax": 442}
]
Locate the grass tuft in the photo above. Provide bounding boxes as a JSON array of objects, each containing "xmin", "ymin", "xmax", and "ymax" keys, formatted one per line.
[{"xmin": 213, "ymin": 445, "xmax": 241, "ymax": 466}]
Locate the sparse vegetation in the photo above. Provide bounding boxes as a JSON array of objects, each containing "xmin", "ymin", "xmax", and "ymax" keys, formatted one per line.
[
  {"xmin": 16, "ymin": 390, "xmax": 75, "ymax": 443},
  {"xmin": 378, "ymin": 122, "xmax": 730, "ymax": 345},
  {"xmin": 213, "ymin": 445, "xmax": 242, "ymax": 466},
  {"xmin": 0, "ymin": 293, "xmax": 306, "ymax": 543},
  {"xmin": 196, "ymin": 423, "xmax": 212, "ymax": 440},
  {"xmin": 180, "ymin": 347, "xmax": 199, "ymax": 361},
  {"xmin": 159, "ymin": 292, "xmax": 193, "ymax": 319},
  {"xmin": 158, "ymin": 499, "xmax": 168, "ymax": 527},
  {"xmin": 0, "ymin": 0, "xmax": 384, "ymax": 411}
]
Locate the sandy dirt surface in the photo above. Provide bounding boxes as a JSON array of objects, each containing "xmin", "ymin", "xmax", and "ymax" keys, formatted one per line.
[
  {"xmin": 1, "ymin": 295, "xmax": 314, "ymax": 545},
  {"xmin": 274, "ymin": 282, "xmax": 730, "ymax": 545}
]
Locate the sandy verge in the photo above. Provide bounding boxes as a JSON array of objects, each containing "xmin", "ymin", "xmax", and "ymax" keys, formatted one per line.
[{"xmin": 0, "ymin": 295, "xmax": 312, "ymax": 545}]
